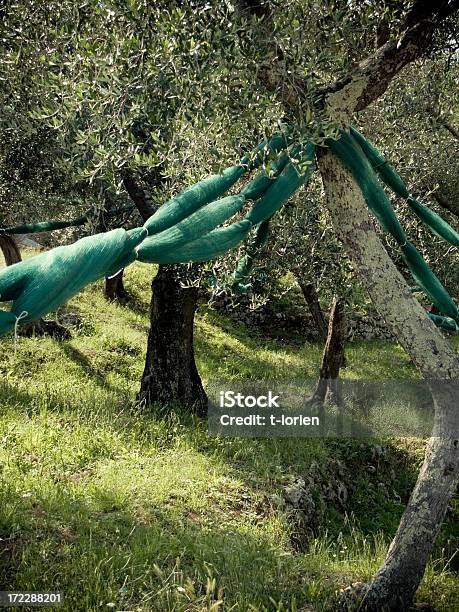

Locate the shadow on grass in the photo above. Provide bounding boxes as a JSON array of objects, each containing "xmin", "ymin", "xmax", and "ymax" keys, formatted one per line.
[
  {"xmin": 0, "ymin": 477, "xmax": 338, "ymax": 612},
  {"xmin": 56, "ymin": 342, "xmax": 136, "ymax": 400}
]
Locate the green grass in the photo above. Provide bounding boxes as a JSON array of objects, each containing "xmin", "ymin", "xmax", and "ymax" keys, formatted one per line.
[{"xmin": 0, "ymin": 259, "xmax": 458, "ymax": 611}]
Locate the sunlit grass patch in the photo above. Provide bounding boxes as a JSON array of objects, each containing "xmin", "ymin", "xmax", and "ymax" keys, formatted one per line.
[{"xmin": 0, "ymin": 257, "xmax": 457, "ymax": 610}]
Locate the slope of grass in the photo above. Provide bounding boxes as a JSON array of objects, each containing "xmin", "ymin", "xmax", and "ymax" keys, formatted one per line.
[{"xmin": 0, "ymin": 259, "xmax": 457, "ymax": 611}]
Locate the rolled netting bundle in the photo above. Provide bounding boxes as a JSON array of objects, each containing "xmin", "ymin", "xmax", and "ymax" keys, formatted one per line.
[
  {"xmin": 0, "ymin": 205, "xmax": 135, "ymax": 236},
  {"xmin": 0, "ymin": 123, "xmax": 456, "ymax": 338},
  {"xmin": 328, "ymin": 130, "xmax": 459, "ymax": 325},
  {"xmin": 0, "ymin": 130, "xmax": 307, "ymax": 334},
  {"xmin": 231, "ymin": 219, "xmax": 271, "ymax": 293},
  {"xmin": 0, "ymin": 228, "xmax": 147, "ymax": 334},
  {"xmin": 350, "ymin": 127, "xmax": 459, "ymax": 247}
]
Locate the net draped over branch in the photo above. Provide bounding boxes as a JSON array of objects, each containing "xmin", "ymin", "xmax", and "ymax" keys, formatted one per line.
[{"xmin": 0, "ymin": 128, "xmax": 457, "ymax": 335}]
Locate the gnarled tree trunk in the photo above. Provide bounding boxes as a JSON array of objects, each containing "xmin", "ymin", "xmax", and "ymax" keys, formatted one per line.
[
  {"xmin": 122, "ymin": 169, "xmax": 207, "ymax": 413},
  {"xmin": 138, "ymin": 264, "xmax": 207, "ymax": 414},
  {"xmin": 0, "ymin": 234, "xmax": 21, "ymax": 265},
  {"xmin": 241, "ymin": 0, "xmax": 459, "ymax": 606},
  {"xmin": 319, "ymin": 150, "xmax": 459, "ymax": 611}
]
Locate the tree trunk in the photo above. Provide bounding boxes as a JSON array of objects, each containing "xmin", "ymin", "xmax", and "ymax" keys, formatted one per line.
[
  {"xmin": 138, "ymin": 264, "xmax": 207, "ymax": 415},
  {"xmin": 0, "ymin": 234, "xmax": 21, "ymax": 265},
  {"xmin": 104, "ymin": 269, "xmax": 128, "ymax": 302},
  {"xmin": 140, "ymin": 268, "xmax": 205, "ymax": 413},
  {"xmin": 310, "ymin": 296, "xmax": 346, "ymax": 406},
  {"xmin": 241, "ymin": 0, "xmax": 459, "ymax": 605},
  {"xmin": 297, "ymin": 279, "xmax": 328, "ymax": 341},
  {"xmin": 319, "ymin": 150, "xmax": 459, "ymax": 611},
  {"xmin": 121, "ymin": 169, "xmax": 206, "ymax": 412}
]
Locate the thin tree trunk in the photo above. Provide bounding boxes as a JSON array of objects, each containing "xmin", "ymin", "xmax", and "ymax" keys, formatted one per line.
[
  {"xmin": 297, "ymin": 279, "xmax": 328, "ymax": 341},
  {"xmin": 0, "ymin": 234, "xmax": 21, "ymax": 265},
  {"xmin": 122, "ymin": 168, "xmax": 158, "ymax": 222},
  {"xmin": 310, "ymin": 296, "xmax": 346, "ymax": 406},
  {"xmin": 104, "ymin": 269, "xmax": 127, "ymax": 302},
  {"xmin": 121, "ymin": 169, "xmax": 206, "ymax": 412},
  {"xmin": 138, "ymin": 264, "xmax": 207, "ymax": 414},
  {"xmin": 319, "ymin": 150, "xmax": 459, "ymax": 611}
]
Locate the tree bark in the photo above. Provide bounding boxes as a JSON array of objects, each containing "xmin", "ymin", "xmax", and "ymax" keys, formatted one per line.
[
  {"xmin": 319, "ymin": 150, "xmax": 459, "ymax": 611},
  {"xmin": 241, "ymin": 0, "xmax": 459, "ymax": 606},
  {"xmin": 310, "ymin": 296, "xmax": 346, "ymax": 406},
  {"xmin": 139, "ymin": 264, "xmax": 205, "ymax": 413},
  {"xmin": 122, "ymin": 168, "xmax": 158, "ymax": 222},
  {"xmin": 297, "ymin": 280, "xmax": 328, "ymax": 341},
  {"xmin": 138, "ymin": 264, "xmax": 207, "ymax": 415},
  {"xmin": 122, "ymin": 169, "xmax": 206, "ymax": 412},
  {"xmin": 104, "ymin": 269, "xmax": 128, "ymax": 302},
  {"xmin": 0, "ymin": 234, "xmax": 21, "ymax": 265}
]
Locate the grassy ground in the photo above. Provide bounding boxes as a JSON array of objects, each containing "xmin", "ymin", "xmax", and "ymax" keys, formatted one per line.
[{"xmin": 0, "ymin": 259, "xmax": 458, "ymax": 611}]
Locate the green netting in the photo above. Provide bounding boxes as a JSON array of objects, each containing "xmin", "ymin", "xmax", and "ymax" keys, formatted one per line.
[
  {"xmin": 106, "ymin": 228, "xmax": 148, "ymax": 277},
  {"xmin": 229, "ymin": 143, "xmax": 315, "ymax": 291},
  {"xmin": 400, "ymin": 241, "xmax": 459, "ymax": 320},
  {"xmin": 138, "ymin": 144, "xmax": 314, "ymax": 265},
  {"xmin": 0, "ymin": 205, "xmax": 135, "ymax": 235},
  {"xmin": 139, "ymin": 220, "xmax": 253, "ymax": 264},
  {"xmin": 0, "ymin": 311, "xmax": 16, "ymax": 331},
  {"xmin": 0, "ymin": 228, "xmax": 146, "ymax": 334},
  {"xmin": 143, "ymin": 165, "xmax": 247, "ymax": 236},
  {"xmin": 241, "ymin": 153, "xmax": 290, "ymax": 201},
  {"xmin": 428, "ymin": 313, "xmax": 459, "ymax": 332},
  {"xmin": 0, "ymin": 136, "xmax": 296, "ymax": 330},
  {"xmin": 329, "ymin": 129, "xmax": 459, "ymax": 323},
  {"xmin": 143, "ymin": 131, "xmax": 291, "ymax": 237},
  {"xmin": 1, "ymin": 215, "xmax": 88, "ymax": 235},
  {"xmin": 232, "ymin": 218, "xmax": 271, "ymax": 292},
  {"xmin": 246, "ymin": 144, "xmax": 315, "ymax": 226},
  {"xmin": 406, "ymin": 197, "xmax": 459, "ymax": 247},
  {"xmin": 351, "ymin": 127, "xmax": 459, "ymax": 247},
  {"xmin": 0, "ymin": 126, "xmax": 456, "ymax": 337},
  {"xmin": 246, "ymin": 130, "xmax": 293, "ymax": 170},
  {"xmin": 349, "ymin": 127, "xmax": 409, "ymax": 198},
  {"xmin": 327, "ymin": 132, "xmax": 406, "ymax": 245},
  {"xmin": 137, "ymin": 194, "xmax": 246, "ymax": 262}
]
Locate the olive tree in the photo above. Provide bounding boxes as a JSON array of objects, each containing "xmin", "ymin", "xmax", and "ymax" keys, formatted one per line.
[
  {"xmin": 236, "ymin": 0, "xmax": 459, "ymax": 609},
  {"xmin": 2, "ymin": 0, "xmax": 283, "ymax": 411}
]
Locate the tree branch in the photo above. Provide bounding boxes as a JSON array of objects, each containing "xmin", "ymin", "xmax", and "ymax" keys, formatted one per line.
[
  {"xmin": 121, "ymin": 168, "xmax": 158, "ymax": 222},
  {"xmin": 426, "ymin": 104, "xmax": 459, "ymax": 141},
  {"xmin": 317, "ymin": 0, "xmax": 459, "ymax": 116},
  {"xmin": 251, "ymin": 0, "xmax": 459, "ymax": 117}
]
